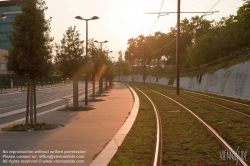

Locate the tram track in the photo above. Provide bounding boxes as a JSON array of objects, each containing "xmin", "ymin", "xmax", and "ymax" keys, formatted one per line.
[
  {"xmin": 181, "ymin": 89, "xmax": 250, "ymax": 117},
  {"xmin": 182, "ymin": 93, "xmax": 250, "ymax": 118},
  {"xmin": 133, "ymin": 87, "xmax": 162, "ymax": 166},
  {"xmin": 133, "ymin": 84, "xmax": 249, "ymax": 165},
  {"xmin": 183, "ymin": 90, "xmax": 250, "ymax": 107}
]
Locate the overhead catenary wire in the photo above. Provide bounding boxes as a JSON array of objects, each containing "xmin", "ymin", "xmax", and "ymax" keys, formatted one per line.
[
  {"xmin": 207, "ymin": 0, "xmax": 222, "ymax": 12},
  {"xmin": 150, "ymin": 38, "xmax": 176, "ymax": 56},
  {"xmin": 192, "ymin": 0, "xmax": 210, "ymax": 8},
  {"xmin": 149, "ymin": 0, "xmax": 165, "ymax": 34},
  {"xmin": 204, "ymin": 0, "xmax": 222, "ymax": 16},
  {"xmin": 146, "ymin": 0, "xmax": 222, "ymax": 56}
]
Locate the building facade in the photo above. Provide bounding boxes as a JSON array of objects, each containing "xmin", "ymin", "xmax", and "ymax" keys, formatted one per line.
[
  {"xmin": 0, "ymin": 0, "xmax": 21, "ymax": 50},
  {"xmin": 0, "ymin": 49, "xmax": 8, "ymax": 74}
]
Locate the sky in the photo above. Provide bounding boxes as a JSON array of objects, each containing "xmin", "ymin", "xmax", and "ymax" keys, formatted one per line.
[{"xmin": 44, "ymin": 0, "xmax": 245, "ymax": 61}]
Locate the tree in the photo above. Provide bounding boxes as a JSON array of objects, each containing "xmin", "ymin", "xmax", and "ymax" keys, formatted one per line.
[
  {"xmin": 88, "ymin": 39, "xmax": 102, "ymax": 100},
  {"xmin": 97, "ymin": 49, "xmax": 111, "ymax": 92},
  {"xmin": 117, "ymin": 51, "xmax": 123, "ymax": 81},
  {"xmin": 54, "ymin": 26, "xmax": 84, "ymax": 109},
  {"xmin": 185, "ymin": 1, "xmax": 250, "ymax": 69},
  {"xmin": 237, "ymin": 0, "xmax": 250, "ymax": 30},
  {"xmin": 104, "ymin": 59, "xmax": 116, "ymax": 87},
  {"xmin": 6, "ymin": 0, "xmax": 53, "ymax": 126}
]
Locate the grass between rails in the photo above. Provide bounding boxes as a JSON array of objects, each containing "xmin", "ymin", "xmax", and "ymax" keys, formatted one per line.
[
  {"xmin": 151, "ymin": 83, "xmax": 250, "ymax": 116},
  {"xmin": 110, "ymin": 82, "xmax": 234, "ymax": 165},
  {"xmin": 182, "ymin": 90, "xmax": 250, "ymax": 116},
  {"xmin": 183, "ymin": 89, "xmax": 250, "ymax": 106},
  {"xmin": 108, "ymin": 86, "xmax": 156, "ymax": 166},
  {"xmin": 144, "ymin": 83, "xmax": 250, "ymax": 164},
  {"xmin": 134, "ymin": 84, "xmax": 234, "ymax": 165}
]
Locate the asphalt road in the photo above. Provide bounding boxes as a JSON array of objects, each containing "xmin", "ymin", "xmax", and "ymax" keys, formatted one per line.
[{"xmin": 0, "ymin": 82, "xmax": 94, "ymax": 125}]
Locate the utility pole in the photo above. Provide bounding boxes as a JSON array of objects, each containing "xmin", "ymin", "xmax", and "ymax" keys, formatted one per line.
[
  {"xmin": 145, "ymin": 5, "xmax": 218, "ymax": 95},
  {"xmin": 176, "ymin": 0, "xmax": 180, "ymax": 95},
  {"xmin": 143, "ymin": 42, "xmax": 146, "ymax": 84}
]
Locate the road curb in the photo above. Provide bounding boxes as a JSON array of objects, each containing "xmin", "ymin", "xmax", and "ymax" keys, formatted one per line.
[
  {"xmin": 90, "ymin": 83, "xmax": 139, "ymax": 166},
  {"xmin": 0, "ymin": 88, "xmax": 97, "ymax": 128}
]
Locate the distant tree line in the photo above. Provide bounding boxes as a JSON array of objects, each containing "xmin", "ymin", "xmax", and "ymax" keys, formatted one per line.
[{"xmin": 124, "ymin": 0, "xmax": 250, "ymax": 70}]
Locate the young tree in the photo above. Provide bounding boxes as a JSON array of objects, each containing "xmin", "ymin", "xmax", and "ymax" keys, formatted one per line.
[
  {"xmin": 117, "ymin": 51, "xmax": 123, "ymax": 81},
  {"xmin": 54, "ymin": 26, "xmax": 84, "ymax": 109},
  {"xmin": 6, "ymin": 0, "xmax": 53, "ymax": 126},
  {"xmin": 104, "ymin": 59, "xmax": 116, "ymax": 87},
  {"xmin": 88, "ymin": 40, "xmax": 102, "ymax": 100}
]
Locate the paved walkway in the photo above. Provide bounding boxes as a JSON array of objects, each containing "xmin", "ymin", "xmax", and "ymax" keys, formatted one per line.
[{"xmin": 0, "ymin": 83, "xmax": 135, "ymax": 166}]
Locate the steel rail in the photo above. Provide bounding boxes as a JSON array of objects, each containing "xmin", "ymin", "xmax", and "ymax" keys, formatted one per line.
[
  {"xmin": 183, "ymin": 90, "xmax": 249, "ymax": 107},
  {"xmin": 134, "ymin": 86, "xmax": 162, "ymax": 166},
  {"xmin": 142, "ymin": 86, "xmax": 248, "ymax": 166},
  {"xmin": 182, "ymin": 93, "xmax": 250, "ymax": 118}
]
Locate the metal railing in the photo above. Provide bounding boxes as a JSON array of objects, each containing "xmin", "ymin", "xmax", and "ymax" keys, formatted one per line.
[
  {"xmin": 0, "ymin": 74, "xmax": 64, "ymax": 92},
  {"xmin": 182, "ymin": 48, "xmax": 250, "ymax": 74}
]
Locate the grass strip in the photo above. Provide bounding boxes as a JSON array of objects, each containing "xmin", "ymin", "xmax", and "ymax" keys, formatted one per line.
[
  {"xmin": 109, "ymin": 86, "xmax": 156, "ymax": 166},
  {"xmin": 182, "ymin": 89, "xmax": 250, "ymax": 106},
  {"xmin": 144, "ymin": 83, "xmax": 250, "ymax": 164},
  {"xmin": 134, "ymin": 84, "xmax": 235, "ymax": 165}
]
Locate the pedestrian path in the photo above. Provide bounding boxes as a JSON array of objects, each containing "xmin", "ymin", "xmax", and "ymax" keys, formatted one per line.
[{"xmin": 0, "ymin": 82, "xmax": 137, "ymax": 166}]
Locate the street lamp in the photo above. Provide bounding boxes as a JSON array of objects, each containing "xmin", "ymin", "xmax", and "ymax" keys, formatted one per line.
[
  {"xmin": 94, "ymin": 40, "xmax": 109, "ymax": 93},
  {"xmin": 1, "ymin": 13, "xmax": 6, "ymax": 19},
  {"xmin": 107, "ymin": 50, "xmax": 113, "ymax": 56},
  {"xmin": 105, "ymin": 51, "xmax": 113, "ymax": 90},
  {"xmin": 131, "ymin": 53, "xmax": 134, "ymax": 82},
  {"xmin": 105, "ymin": 50, "xmax": 113, "ymax": 90},
  {"xmin": 75, "ymin": 15, "xmax": 99, "ymax": 106},
  {"xmin": 94, "ymin": 40, "xmax": 108, "ymax": 50}
]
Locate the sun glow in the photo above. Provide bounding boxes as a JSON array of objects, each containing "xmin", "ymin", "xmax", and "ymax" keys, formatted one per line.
[{"xmin": 45, "ymin": 0, "xmax": 245, "ymax": 61}]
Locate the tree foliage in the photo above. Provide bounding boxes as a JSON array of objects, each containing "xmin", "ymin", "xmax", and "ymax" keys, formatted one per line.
[
  {"xmin": 54, "ymin": 26, "xmax": 84, "ymax": 108},
  {"xmin": 5, "ymin": 0, "xmax": 53, "ymax": 126},
  {"xmin": 54, "ymin": 26, "xmax": 84, "ymax": 79},
  {"xmin": 124, "ymin": 1, "xmax": 250, "ymax": 71},
  {"xmin": 6, "ymin": 0, "xmax": 53, "ymax": 78}
]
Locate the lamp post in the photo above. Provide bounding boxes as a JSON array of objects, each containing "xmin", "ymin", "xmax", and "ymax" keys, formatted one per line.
[
  {"xmin": 106, "ymin": 51, "xmax": 113, "ymax": 90},
  {"xmin": 75, "ymin": 15, "xmax": 99, "ymax": 106},
  {"xmin": 94, "ymin": 40, "xmax": 109, "ymax": 93},
  {"xmin": 131, "ymin": 53, "xmax": 134, "ymax": 82},
  {"xmin": 105, "ymin": 50, "xmax": 113, "ymax": 90},
  {"xmin": 94, "ymin": 40, "xmax": 108, "ymax": 50},
  {"xmin": 119, "ymin": 60, "xmax": 121, "ymax": 82}
]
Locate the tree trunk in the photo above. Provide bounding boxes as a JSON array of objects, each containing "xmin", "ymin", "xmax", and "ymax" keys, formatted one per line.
[
  {"xmin": 73, "ymin": 75, "xmax": 78, "ymax": 109},
  {"xmin": 99, "ymin": 77, "xmax": 101, "ymax": 94},
  {"xmin": 29, "ymin": 79, "xmax": 34, "ymax": 126},
  {"xmin": 26, "ymin": 76, "xmax": 30, "ymax": 126},
  {"xmin": 99, "ymin": 76, "xmax": 102, "ymax": 94},
  {"xmin": 105, "ymin": 78, "xmax": 108, "ymax": 91},
  {"xmin": 33, "ymin": 79, "xmax": 37, "ymax": 125},
  {"xmin": 109, "ymin": 80, "xmax": 112, "ymax": 88},
  {"xmin": 101, "ymin": 77, "xmax": 103, "ymax": 93},
  {"xmin": 92, "ymin": 74, "xmax": 95, "ymax": 100}
]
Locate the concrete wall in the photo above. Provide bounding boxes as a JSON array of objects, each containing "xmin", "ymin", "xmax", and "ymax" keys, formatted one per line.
[{"xmin": 114, "ymin": 61, "xmax": 250, "ymax": 100}]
